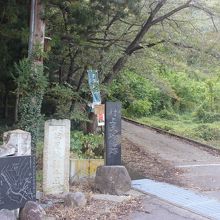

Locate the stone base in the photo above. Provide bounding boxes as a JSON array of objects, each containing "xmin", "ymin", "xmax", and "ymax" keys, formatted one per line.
[{"xmin": 95, "ymin": 166, "xmax": 131, "ymax": 195}]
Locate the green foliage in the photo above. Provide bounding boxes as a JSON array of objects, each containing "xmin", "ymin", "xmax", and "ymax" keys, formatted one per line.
[
  {"xmin": 157, "ymin": 109, "xmax": 179, "ymax": 120},
  {"xmin": 14, "ymin": 59, "xmax": 47, "ymax": 93},
  {"xmin": 14, "ymin": 58, "xmax": 48, "ymax": 149},
  {"xmin": 158, "ymin": 69, "xmax": 207, "ymax": 112},
  {"xmin": 70, "ymin": 131, "xmax": 104, "ymax": 159},
  {"xmin": 193, "ymin": 108, "xmax": 220, "ymax": 123},
  {"xmin": 127, "ymin": 100, "xmax": 152, "ymax": 118},
  {"xmin": 137, "ymin": 115, "xmax": 220, "ymax": 147},
  {"xmin": 45, "ymin": 83, "xmax": 75, "ymax": 119},
  {"xmin": 0, "ymin": 0, "xmax": 29, "ymax": 82},
  {"xmin": 193, "ymin": 125, "xmax": 220, "ymax": 141},
  {"xmin": 109, "ymin": 70, "xmax": 160, "ymax": 111}
]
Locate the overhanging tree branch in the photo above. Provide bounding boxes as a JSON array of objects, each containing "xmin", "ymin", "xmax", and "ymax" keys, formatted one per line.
[{"xmin": 103, "ymin": 0, "xmax": 195, "ymax": 84}]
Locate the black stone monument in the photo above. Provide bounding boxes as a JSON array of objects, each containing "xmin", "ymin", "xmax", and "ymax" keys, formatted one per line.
[
  {"xmin": 105, "ymin": 101, "xmax": 122, "ymax": 165},
  {"xmin": 0, "ymin": 155, "xmax": 36, "ymax": 210}
]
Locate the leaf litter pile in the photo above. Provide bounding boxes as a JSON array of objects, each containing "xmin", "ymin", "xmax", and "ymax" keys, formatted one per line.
[
  {"xmin": 45, "ymin": 177, "xmax": 145, "ymax": 219},
  {"xmin": 122, "ymin": 137, "xmax": 185, "ymax": 187},
  {"xmin": 46, "ymin": 196, "xmax": 145, "ymax": 220},
  {"xmin": 45, "ymin": 137, "xmax": 185, "ymax": 219}
]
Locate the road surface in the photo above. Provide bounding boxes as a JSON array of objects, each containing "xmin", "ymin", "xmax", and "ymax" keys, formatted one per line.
[{"xmin": 122, "ymin": 120, "xmax": 220, "ymax": 200}]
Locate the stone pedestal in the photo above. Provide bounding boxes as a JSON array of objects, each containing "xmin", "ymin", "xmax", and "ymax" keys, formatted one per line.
[
  {"xmin": 95, "ymin": 166, "xmax": 131, "ymax": 195},
  {"xmin": 43, "ymin": 119, "xmax": 70, "ymax": 195}
]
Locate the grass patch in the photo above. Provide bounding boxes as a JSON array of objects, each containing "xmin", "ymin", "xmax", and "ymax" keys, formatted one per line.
[{"xmin": 135, "ymin": 115, "xmax": 220, "ymax": 148}]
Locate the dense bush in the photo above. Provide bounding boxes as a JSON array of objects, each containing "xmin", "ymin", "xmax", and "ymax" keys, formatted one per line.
[
  {"xmin": 44, "ymin": 83, "xmax": 75, "ymax": 119},
  {"xmin": 193, "ymin": 108, "xmax": 220, "ymax": 123},
  {"xmin": 159, "ymin": 70, "xmax": 207, "ymax": 113},
  {"xmin": 157, "ymin": 109, "xmax": 179, "ymax": 120},
  {"xmin": 109, "ymin": 70, "xmax": 161, "ymax": 111},
  {"xmin": 194, "ymin": 125, "xmax": 220, "ymax": 141},
  {"xmin": 70, "ymin": 131, "xmax": 104, "ymax": 158},
  {"xmin": 127, "ymin": 100, "xmax": 152, "ymax": 118}
]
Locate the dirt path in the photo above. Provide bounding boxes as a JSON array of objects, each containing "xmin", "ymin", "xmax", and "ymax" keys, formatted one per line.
[{"xmin": 122, "ymin": 120, "xmax": 220, "ymax": 200}]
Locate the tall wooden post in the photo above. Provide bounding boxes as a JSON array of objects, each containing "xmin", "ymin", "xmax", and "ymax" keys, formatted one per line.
[
  {"xmin": 28, "ymin": 0, "xmax": 45, "ymax": 155},
  {"xmin": 29, "ymin": 0, "xmax": 45, "ymax": 62}
]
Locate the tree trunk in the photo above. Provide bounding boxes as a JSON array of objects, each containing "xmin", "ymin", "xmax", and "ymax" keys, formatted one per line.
[
  {"xmin": 3, "ymin": 92, "xmax": 8, "ymax": 120},
  {"xmin": 28, "ymin": 0, "xmax": 45, "ymax": 155},
  {"xmin": 87, "ymin": 112, "xmax": 97, "ymax": 134},
  {"xmin": 102, "ymin": 0, "xmax": 192, "ymax": 84},
  {"xmin": 14, "ymin": 89, "xmax": 19, "ymax": 123}
]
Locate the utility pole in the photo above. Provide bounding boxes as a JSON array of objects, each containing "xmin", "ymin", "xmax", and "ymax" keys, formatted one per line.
[
  {"xmin": 28, "ymin": 0, "xmax": 46, "ymax": 155},
  {"xmin": 28, "ymin": 0, "xmax": 45, "ymax": 61}
]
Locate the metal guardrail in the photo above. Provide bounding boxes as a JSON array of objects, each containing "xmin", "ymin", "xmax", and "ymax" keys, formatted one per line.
[{"xmin": 122, "ymin": 117, "xmax": 220, "ymax": 155}]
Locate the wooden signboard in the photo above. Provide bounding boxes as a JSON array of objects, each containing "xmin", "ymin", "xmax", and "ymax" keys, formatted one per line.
[{"xmin": 94, "ymin": 104, "xmax": 105, "ymax": 126}]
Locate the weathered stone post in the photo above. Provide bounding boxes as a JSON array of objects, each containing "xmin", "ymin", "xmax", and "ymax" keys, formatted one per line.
[{"xmin": 43, "ymin": 119, "xmax": 70, "ymax": 195}]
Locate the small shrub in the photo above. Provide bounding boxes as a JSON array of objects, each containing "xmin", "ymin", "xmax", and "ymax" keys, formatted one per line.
[
  {"xmin": 157, "ymin": 109, "xmax": 179, "ymax": 120},
  {"xmin": 70, "ymin": 131, "xmax": 104, "ymax": 159},
  {"xmin": 194, "ymin": 108, "xmax": 220, "ymax": 123},
  {"xmin": 194, "ymin": 125, "xmax": 220, "ymax": 141},
  {"xmin": 127, "ymin": 100, "xmax": 152, "ymax": 118}
]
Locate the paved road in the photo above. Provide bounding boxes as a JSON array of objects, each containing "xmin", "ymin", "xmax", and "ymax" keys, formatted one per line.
[
  {"xmin": 128, "ymin": 195, "xmax": 209, "ymax": 220},
  {"xmin": 122, "ymin": 120, "xmax": 220, "ymax": 200}
]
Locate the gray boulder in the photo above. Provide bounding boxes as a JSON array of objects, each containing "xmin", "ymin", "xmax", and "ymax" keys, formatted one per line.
[
  {"xmin": 64, "ymin": 192, "xmax": 87, "ymax": 207},
  {"xmin": 95, "ymin": 166, "xmax": 131, "ymax": 195},
  {"xmin": 0, "ymin": 209, "xmax": 17, "ymax": 220},
  {"xmin": 19, "ymin": 201, "xmax": 46, "ymax": 220}
]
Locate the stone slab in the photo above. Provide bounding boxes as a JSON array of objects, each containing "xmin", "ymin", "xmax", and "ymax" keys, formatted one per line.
[
  {"xmin": 0, "ymin": 156, "xmax": 36, "ymax": 210},
  {"xmin": 0, "ymin": 129, "xmax": 31, "ymax": 157},
  {"xmin": 105, "ymin": 102, "xmax": 121, "ymax": 166},
  {"xmin": 43, "ymin": 119, "xmax": 70, "ymax": 195}
]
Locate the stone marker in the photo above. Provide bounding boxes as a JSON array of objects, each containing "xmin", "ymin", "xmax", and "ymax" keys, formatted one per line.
[
  {"xmin": 43, "ymin": 119, "xmax": 70, "ymax": 195},
  {"xmin": 105, "ymin": 102, "xmax": 121, "ymax": 166},
  {"xmin": 0, "ymin": 156, "xmax": 36, "ymax": 210},
  {"xmin": 0, "ymin": 129, "xmax": 31, "ymax": 157},
  {"xmin": 95, "ymin": 166, "xmax": 131, "ymax": 195},
  {"xmin": 64, "ymin": 192, "xmax": 87, "ymax": 208},
  {"xmin": 19, "ymin": 201, "xmax": 46, "ymax": 220}
]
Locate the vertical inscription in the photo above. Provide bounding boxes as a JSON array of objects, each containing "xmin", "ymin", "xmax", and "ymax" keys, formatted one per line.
[
  {"xmin": 0, "ymin": 156, "xmax": 36, "ymax": 210},
  {"xmin": 47, "ymin": 125, "xmax": 65, "ymax": 190},
  {"xmin": 43, "ymin": 119, "xmax": 70, "ymax": 195},
  {"xmin": 105, "ymin": 102, "xmax": 121, "ymax": 165}
]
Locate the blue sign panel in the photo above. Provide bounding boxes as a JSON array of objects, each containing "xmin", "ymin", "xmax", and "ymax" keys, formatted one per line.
[{"xmin": 87, "ymin": 70, "xmax": 101, "ymax": 104}]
